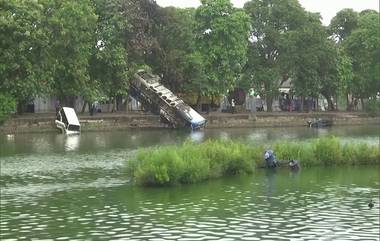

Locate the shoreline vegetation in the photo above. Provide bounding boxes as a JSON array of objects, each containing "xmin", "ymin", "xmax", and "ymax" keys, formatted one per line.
[{"xmin": 126, "ymin": 137, "xmax": 380, "ymax": 186}]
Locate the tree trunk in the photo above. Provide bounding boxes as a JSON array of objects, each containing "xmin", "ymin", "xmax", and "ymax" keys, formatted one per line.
[
  {"xmin": 346, "ymin": 94, "xmax": 351, "ymax": 111},
  {"xmin": 196, "ymin": 92, "xmax": 202, "ymax": 112},
  {"xmin": 360, "ymin": 98, "xmax": 365, "ymax": 110},
  {"xmin": 300, "ymin": 96, "xmax": 304, "ymax": 112},
  {"xmin": 266, "ymin": 96, "xmax": 273, "ymax": 112},
  {"xmin": 17, "ymin": 100, "xmax": 26, "ymax": 114},
  {"xmin": 326, "ymin": 97, "xmax": 335, "ymax": 111},
  {"xmin": 116, "ymin": 95, "xmax": 123, "ymax": 111},
  {"xmin": 108, "ymin": 98, "xmax": 112, "ymax": 112},
  {"xmin": 316, "ymin": 97, "xmax": 319, "ymax": 111},
  {"xmin": 81, "ymin": 101, "xmax": 88, "ymax": 113},
  {"xmin": 125, "ymin": 94, "xmax": 130, "ymax": 113},
  {"xmin": 112, "ymin": 98, "xmax": 117, "ymax": 112}
]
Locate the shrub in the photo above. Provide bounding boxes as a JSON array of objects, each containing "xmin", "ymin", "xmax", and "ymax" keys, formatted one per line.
[
  {"xmin": 127, "ymin": 140, "xmax": 255, "ymax": 186},
  {"xmin": 0, "ymin": 93, "xmax": 16, "ymax": 124},
  {"xmin": 313, "ymin": 136, "xmax": 342, "ymax": 165},
  {"xmin": 126, "ymin": 138, "xmax": 379, "ymax": 186},
  {"xmin": 365, "ymin": 99, "xmax": 380, "ymax": 117}
]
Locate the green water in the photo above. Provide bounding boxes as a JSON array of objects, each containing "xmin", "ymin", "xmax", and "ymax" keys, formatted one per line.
[{"xmin": 1, "ymin": 126, "xmax": 379, "ymax": 240}]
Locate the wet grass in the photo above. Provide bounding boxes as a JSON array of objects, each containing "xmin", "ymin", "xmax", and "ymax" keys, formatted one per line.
[{"xmin": 126, "ymin": 137, "xmax": 380, "ymax": 186}]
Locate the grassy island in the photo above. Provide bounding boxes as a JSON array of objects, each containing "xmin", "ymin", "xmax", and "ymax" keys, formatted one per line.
[{"xmin": 126, "ymin": 137, "xmax": 379, "ymax": 186}]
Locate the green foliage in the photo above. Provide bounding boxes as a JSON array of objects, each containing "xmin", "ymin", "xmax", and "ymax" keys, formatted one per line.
[
  {"xmin": 273, "ymin": 137, "xmax": 378, "ymax": 167},
  {"xmin": 344, "ymin": 11, "xmax": 380, "ymax": 100},
  {"xmin": 126, "ymin": 138, "xmax": 379, "ymax": 186},
  {"xmin": 0, "ymin": 93, "xmax": 16, "ymax": 124},
  {"xmin": 0, "ymin": 0, "xmax": 98, "ymax": 108},
  {"xmin": 243, "ymin": 0, "xmax": 307, "ymax": 111},
  {"xmin": 127, "ymin": 140, "xmax": 256, "ymax": 186},
  {"xmin": 195, "ymin": 0, "xmax": 251, "ymax": 96},
  {"xmin": 0, "ymin": 0, "xmax": 53, "ymax": 102},
  {"xmin": 47, "ymin": 0, "xmax": 98, "ymax": 99},
  {"xmin": 149, "ymin": 7, "xmax": 197, "ymax": 92},
  {"xmin": 90, "ymin": 0, "xmax": 129, "ymax": 101},
  {"xmin": 313, "ymin": 136, "xmax": 342, "ymax": 165},
  {"xmin": 274, "ymin": 142, "xmax": 317, "ymax": 167},
  {"xmin": 365, "ymin": 99, "xmax": 380, "ymax": 117},
  {"xmin": 123, "ymin": 0, "xmax": 160, "ymax": 63},
  {"xmin": 328, "ymin": 8, "xmax": 358, "ymax": 42},
  {"xmin": 336, "ymin": 49, "xmax": 353, "ymax": 98},
  {"xmin": 0, "ymin": 0, "xmax": 378, "ymax": 112},
  {"xmin": 288, "ymin": 13, "xmax": 328, "ymax": 99}
]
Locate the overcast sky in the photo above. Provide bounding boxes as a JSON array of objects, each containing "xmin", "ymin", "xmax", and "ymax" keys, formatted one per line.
[{"xmin": 155, "ymin": 0, "xmax": 379, "ymax": 25}]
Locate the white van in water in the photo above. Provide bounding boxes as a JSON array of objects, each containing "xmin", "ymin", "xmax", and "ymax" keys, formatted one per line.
[{"xmin": 55, "ymin": 107, "xmax": 81, "ymax": 135}]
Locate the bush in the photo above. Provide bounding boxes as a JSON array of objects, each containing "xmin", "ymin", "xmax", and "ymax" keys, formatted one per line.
[
  {"xmin": 127, "ymin": 140, "xmax": 255, "ymax": 186},
  {"xmin": 126, "ymin": 138, "xmax": 379, "ymax": 186},
  {"xmin": 0, "ymin": 93, "xmax": 16, "ymax": 124},
  {"xmin": 274, "ymin": 141, "xmax": 317, "ymax": 167},
  {"xmin": 365, "ymin": 99, "xmax": 380, "ymax": 117},
  {"xmin": 313, "ymin": 136, "xmax": 342, "ymax": 165}
]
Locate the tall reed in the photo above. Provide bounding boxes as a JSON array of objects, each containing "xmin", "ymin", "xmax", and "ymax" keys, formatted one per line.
[{"xmin": 126, "ymin": 137, "xmax": 379, "ymax": 186}]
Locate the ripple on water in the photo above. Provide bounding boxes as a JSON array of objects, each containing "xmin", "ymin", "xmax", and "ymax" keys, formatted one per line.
[{"xmin": 1, "ymin": 152, "xmax": 379, "ymax": 241}]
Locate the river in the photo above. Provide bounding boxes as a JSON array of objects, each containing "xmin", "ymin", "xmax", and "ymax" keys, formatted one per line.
[{"xmin": 0, "ymin": 125, "xmax": 379, "ymax": 240}]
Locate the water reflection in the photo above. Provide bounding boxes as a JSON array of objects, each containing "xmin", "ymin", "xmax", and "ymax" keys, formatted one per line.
[
  {"xmin": 219, "ymin": 131, "xmax": 229, "ymax": 140},
  {"xmin": 0, "ymin": 164, "xmax": 378, "ymax": 240},
  {"xmin": 0, "ymin": 125, "xmax": 379, "ymax": 156},
  {"xmin": 64, "ymin": 135, "xmax": 80, "ymax": 152},
  {"xmin": 6, "ymin": 134, "xmax": 15, "ymax": 141},
  {"xmin": 189, "ymin": 131, "xmax": 205, "ymax": 143},
  {"xmin": 264, "ymin": 169, "xmax": 277, "ymax": 200}
]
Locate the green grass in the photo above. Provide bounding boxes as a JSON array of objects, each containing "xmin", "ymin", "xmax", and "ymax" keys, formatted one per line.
[
  {"xmin": 126, "ymin": 137, "xmax": 380, "ymax": 186},
  {"xmin": 126, "ymin": 139, "xmax": 257, "ymax": 186}
]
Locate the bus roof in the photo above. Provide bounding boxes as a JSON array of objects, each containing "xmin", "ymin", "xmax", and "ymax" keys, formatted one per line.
[{"xmin": 62, "ymin": 107, "xmax": 80, "ymax": 127}]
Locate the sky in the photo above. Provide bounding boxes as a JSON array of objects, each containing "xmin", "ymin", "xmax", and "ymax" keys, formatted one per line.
[{"xmin": 155, "ymin": 0, "xmax": 379, "ymax": 25}]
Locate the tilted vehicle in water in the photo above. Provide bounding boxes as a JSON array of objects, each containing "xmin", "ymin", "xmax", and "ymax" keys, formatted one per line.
[
  {"xmin": 55, "ymin": 107, "xmax": 81, "ymax": 135},
  {"xmin": 130, "ymin": 70, "xmax": 207, "ymax": 130}
]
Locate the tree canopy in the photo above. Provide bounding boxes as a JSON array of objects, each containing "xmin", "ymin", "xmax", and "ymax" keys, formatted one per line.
[
  {"xmin": 243, "ymin": 0, "xmax": 307, "ymax": 111},
  {"xmin": 194, "ymin": 0, "xmax": 250, "ymax": 97},
  {"xmin": 0, "ymin": 0, "xmax": 378, "ymax": 114}
]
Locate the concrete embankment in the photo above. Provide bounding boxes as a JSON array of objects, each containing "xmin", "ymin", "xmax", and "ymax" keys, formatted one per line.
[{"xmin": 1, "ymin": 112, "xmax": 379, "ymax": 134}]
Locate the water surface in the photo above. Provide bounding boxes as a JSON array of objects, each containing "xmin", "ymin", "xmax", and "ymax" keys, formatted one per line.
[{"xmin": 1, "ymin": 126, "xmax": 379, "ymax": 240}]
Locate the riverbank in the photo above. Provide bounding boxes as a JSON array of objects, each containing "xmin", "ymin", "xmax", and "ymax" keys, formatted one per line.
[{"xmin": 1, "ymin": 111, "xmax": 379, "ymax": 134}]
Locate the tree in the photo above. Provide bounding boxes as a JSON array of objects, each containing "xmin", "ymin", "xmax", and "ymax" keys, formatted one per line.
[
  {"xmin": 148, "ymin": 7, "xmax": 197, "ymax": 93},
  {"xmin": 243, "ymin": 0, "xmax": 307, "ymax": 111},
  {"xmin": 285, "ymin": 12, "xmax": 344, "ymax": 111},
  {"xmin": 45, "ymin": 0, "xmax": 98, "ymax": 107},
  {"xmin": 328, "ymin": 9, "xmax": 358, "ymax": 42},
  {"xmin": 335, "ymin": 49, "xmax": 354, "ymax": 110},
  {"xmin": 0, "ymin": 0, "xmax": 53, "ymax": 112},
  {"xmin": 0, "ymin": 93, "xmax": 16, "ymax": 123},
  {"xmin": 194, "ymin": 0, "xmax": 250, "ymax": 98},
  {"xmin": 317, "ymin": 40, "xmax": 345, "ymax": 111},
  {"xmin": 89, "ymin": 0, "xmax": 129, "ymax": 111},
  {"xmin": 123, "ymin": 0, "xmax": 160, "ymax": 64},
  {"xmin": 328, "ymin": 9, "xmax": 357, "ymax": 110},
  {"xmin": 344, "ymin": 10, "xmax": 380, "ymax": 108}
]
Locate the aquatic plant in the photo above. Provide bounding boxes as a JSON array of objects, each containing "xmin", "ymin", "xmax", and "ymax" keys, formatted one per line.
[
  {"xmin": 126, "ymin": 137, "xmax": 380, "ymax": 186},
  {"xmin": 313, "ymin": 136, "xmax": 342, "ymax": 165},
  {"xmin": 126, "ymin": 140, "xmax": 256, "ymax": 186}
]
